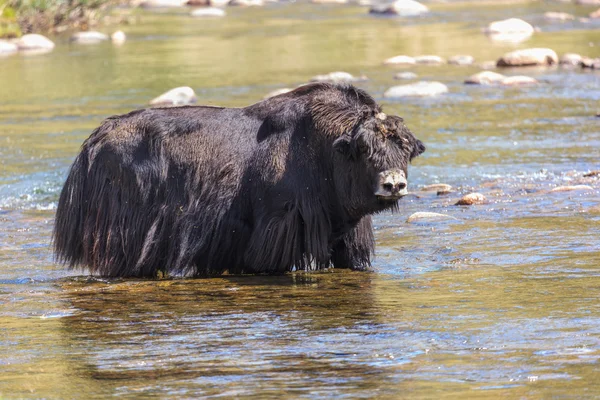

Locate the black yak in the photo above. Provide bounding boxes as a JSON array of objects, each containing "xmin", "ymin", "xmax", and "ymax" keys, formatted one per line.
[{"xmin": 53, "ymin": 83, "xmax": 425, "ymax": 277}]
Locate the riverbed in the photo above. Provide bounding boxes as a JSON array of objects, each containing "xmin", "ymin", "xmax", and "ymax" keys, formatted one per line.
[{"xmin": 1, "ymin": 1, "xmax": 600, "ymax": 398}]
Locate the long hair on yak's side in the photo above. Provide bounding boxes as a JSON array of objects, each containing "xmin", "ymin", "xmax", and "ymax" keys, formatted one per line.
[{"xmin": 330, "ymin": 216, "xmax": 374, "ymax": 270}]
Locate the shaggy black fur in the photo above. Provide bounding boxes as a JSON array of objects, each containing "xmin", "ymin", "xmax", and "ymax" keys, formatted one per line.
[{"xmin": 53, "ymin": 83, "xmax": 425, "ymax": 277}]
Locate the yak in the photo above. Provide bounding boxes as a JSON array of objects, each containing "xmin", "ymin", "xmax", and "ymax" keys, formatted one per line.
[{"xmin": 53, "ymin": 82, "xmax": 425, "ymax": 277}]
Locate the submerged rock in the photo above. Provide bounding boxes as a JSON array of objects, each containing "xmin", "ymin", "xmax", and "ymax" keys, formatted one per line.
[
  {"xmin": 71, "ymin": 31, "xmax": 109, "ymax": 44},
  {"xmin": 448, "ymin": 55, "xmax": 474, "ymax": 66},
  {"xmin": 407, "ymin": 212, "xmax": 457, "ymax": 223},
  {"xmin": 456, "ymin": 193, "xmax": 487, "ymax": 205},
  {"xmin": 310, "ymin": 71, "xmax": 367, "ymax": 82},
  {"xmin": 15, "ymin": 34, "xmax": 55, "ymax": 52},
  {"xmin": 544, "ymin": 12, "xmax": 574, "ymax": 21},
  {"xmin": 191, "ymin": 7, "xmax": 226, "ymax": 16},
  {"xmin": 0, "ymin": 40, "xmax": 18, "ymax": 56},
  {"xmin": 150, "ymin": 87, "xmax": 198, "ymax": 106},
  {"xmin": 497, "ymin": 48, "xmax": 558, "ymax": 67},
  {"xmin": 501, "ymin": 75, "xmax": 538, "ymax": 86},
  {"xmin": 394, "ymin": 71, "xmax": 418, "ymax": 80},
  {"xmin": 383, "ymin": 55, "xmax": 416, "ymax": 65},
  {"xmin": 550, "ymin": 185, "xmax": 594, "ymax": 192},
  {"xmin": 369, "ymin": 0, "xmax": 428, "ymax": 16},
  {"xmin": 384, "ymin": 81, "xmax": 448, "ymax": 98},
  {"xmin": 465, "ymin": 71, "xmax": 506, "ymax": 85}
]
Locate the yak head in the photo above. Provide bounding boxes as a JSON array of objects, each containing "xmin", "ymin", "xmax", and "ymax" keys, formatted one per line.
[{"xmin": 308, "ymin": 84, "xmax": 425, "ymax": 217}]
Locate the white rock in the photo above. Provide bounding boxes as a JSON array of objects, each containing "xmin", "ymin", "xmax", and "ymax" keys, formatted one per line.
[
  {"xmin": 191, "ymin": 7, "xmax": 226, "ymax": 16},
  {"xmin": 591, "ymin": 8, "xmax": 600, "ymax": 18},
  {"xmin": 414, "ymin": 55, "xmax": 445, "ymax": 65},
  {"xmin": 456, "ymin": 192, "xmax": 487, "ymax": 205},
  {"xmin": 369, "ymin": 0, "xmax": 428, "ymax": 16},
  {"xmin": 559, "ymin": 53, "xmax": 582, "ymax": 65},
  {"xmin": 310, "ymin": 71, "xmax": 366, "ymax": 82},
  {"xmin": 111, "ymin": 30, "xmax": 127, "ymax": 44},
  {"xmin": 394, "ymin": 71, "xmax": 418, "ymax": 80},
  {"xmin": 312, "ymin": 0, "xmax": 348, "ymax": 3},
  {"xmin": 465, "ymin": 71, "xmax": 506, "ymax": 85},
  {"xmin": 484, "ymin": 18, "xmax": 534, "ymax": 43},
  {"xmin": 210, "ymin": 0, "xmax": 230, "ymax": 6},
  {"xmin": 229, "ymin": 0, "xmax": 264, "ymax": 6},
  {"xmin": 497, "ymin": 48, "xmax": 558, "ymax": 67},
  {"xmin": 0, "ymin": 40, "xmax": 18, "ymax": 56},
  {"xmin": 150, "ymin": 87, "xmax": 198, "ymax": 106},
  {"xmin": 544, "ymin": 11, "xmax": 574, "ymax": 21},
  {"xmin": 263, "ymin": 88, "xmax": 293, "ymax": 99},
  {"xmin": 383, "ymin": 55, "xmax": 416, "ymax": 65},
  {"xmin": 71, "ymin": 31, "xmax": 109, "ymax": 44},
  {"xmin": 407, "ymin": 212, "xmax": 457, "ymax": 223},
  {"xmin": 485, "ymin": 18, "xmax": 534, "ymax": 35},
  {"xmin": 420, "ymin": 183, "xmax": 452, "ymax": 192},
  {"xmin": 15, "ymin": 34, "xmax": 55, "ymax": 52},
  {"xmin": 501, "ymin": 75, "xmax": 538, "ymax": 86},
  {"xmin": 448, "ymin": 55, "xmax": 474, "ymax": 66},
  {"xmin": 384, "ymin": 81, "xmax": 448, "ymax": 98},
  {"xmin": 140, "ymin": 0, "xmax": 187, "ymax": 7}
]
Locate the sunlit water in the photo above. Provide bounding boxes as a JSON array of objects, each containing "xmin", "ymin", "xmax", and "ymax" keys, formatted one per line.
[{"xmin": 1, "ymin": 1, "xmax": 600, "ymax": 398}]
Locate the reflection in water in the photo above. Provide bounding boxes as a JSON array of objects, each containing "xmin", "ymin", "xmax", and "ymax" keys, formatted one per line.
[{"xmin": 1, "ymin": 0, "xmax": 600, "ymax": 397}]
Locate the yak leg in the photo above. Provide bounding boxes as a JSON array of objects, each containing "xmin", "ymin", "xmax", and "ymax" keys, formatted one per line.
[{"xmin": 331, "ymin": 216, "xmax": 374, "ymax": 270}]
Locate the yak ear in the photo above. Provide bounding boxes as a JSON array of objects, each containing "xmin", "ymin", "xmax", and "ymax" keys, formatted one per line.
[
  {"xmin": 411, "ymin": 139, "xmax": 426, "ymax": 161},
  {"xmin": 310, "ymin": 100, "xmax": 362, "ymax": 138}
]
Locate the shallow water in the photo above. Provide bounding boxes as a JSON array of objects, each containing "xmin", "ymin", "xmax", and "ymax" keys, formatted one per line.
[{"xmin": 1, "ymin": 1, "xmax": 600, "ymax": 398}]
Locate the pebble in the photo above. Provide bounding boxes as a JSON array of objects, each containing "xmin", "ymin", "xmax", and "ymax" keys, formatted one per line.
[
  {"xmin": 383, "ymin": 55, "xmax": 416, "ymax": 65},
  {"xmin": 455, "ymin": 192, "xmax": 487, "ymax": 205},
  {"xmin": 384, "ymin": 81, "xmax": 448, "ymax": 98},
  {"xmin": 550, "ymin": 185, "xmax": 594, "ymax": 192},
  {"xmin": 394, "ymin": 71, "xmax": 418, "ymax": 80},
  {"xmin": 150, "ymin": 87, "xmax": 198, "ymax": 106},
  {"xmin": 448, "ymin": 55, "xmax": 474, "ymax": 66},
  {"xmin": 407, "ymin": 212, "xmax": 457, "ymax": 223},
  {"xmin": 70, "ymin": 31, "xmax": 109, "ymax": 44},
  {"xmin": 497, "ymin": 48, "xmax": 558, "ymax": 67},
  {"xmin": 191, "ymin": 7, "xmax": 226, "ymax": 16},
  {"xmin": 420, "ymin": 183, "xmax": 453, "ymax": 192}
]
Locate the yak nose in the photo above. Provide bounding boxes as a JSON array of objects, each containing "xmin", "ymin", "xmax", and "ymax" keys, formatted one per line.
[{"xmin": 374, "ymin": 169, "xmax": 408, "ymax": 198}]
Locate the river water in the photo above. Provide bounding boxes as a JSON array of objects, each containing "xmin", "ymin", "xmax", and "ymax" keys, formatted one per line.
[{"xmin": 1, "ymin": 1, "xmax": 600, "ymax": 398}]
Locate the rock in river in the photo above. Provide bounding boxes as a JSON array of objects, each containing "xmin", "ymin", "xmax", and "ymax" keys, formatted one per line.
[
  {"xmin": 544, "ymin": 12, "xmax": 574, "ymax": 21},
  {"xmin": 484, "ymin": 18, "xmax": 534, "ymax": 43},
  {"xmin": 310, "ymin": 71, "xmax": 367, "ymax": 83},
  {"xmin": 0, "ymin": 40, "xmax": 18, "ymax": 56},
  {"xmin": 394, "ymin": 71, "xmax": 418, "ymax": 80},
  {"xmin": 407, "ymin": 212, "xmax": 457, "ymax": 223},
  {"xmin": 550, "ymin": 185, "xmax": 594, "ymax": 192},
  {"xmin": 111, "ymin": 30, "xmax": 127, "ymax": 44},
  {"xmin": 560, "ymin": 53, "xmax": 583, "ymax": 66},
  {"xmin": 15, "ymin": 34, "xmax": 55, "ymax": 52},
  {"xmin": 150, "ymin": 87, "xmax": 198, "ymax": 106},
  {"xmin": 414, "ymin": 55, "xmax": 445, "ymax": 65},
  {"xmin": 369, "ymin": 0, "xmax": 428, "ymax": 16},
  {"xmin": 191, "ymin": 7, "xmax": 226, "ymax": 16},
  {"xmin": 497, "ymin": 48, "xmax": 558, "ymax": 67},
  {"xmin": 465, "ymin": 71, "xmax": 506, "ymax": 85},
  {"xmin": 140, "ymin": 0, "xmax": 187, "ymax": 7},
  {"xmin": 384, "ymin": 81, "xmax": 448, "ymax": 98},
  {"xmin": 71, "ymin": 31, "xmax": 109, "ymax": 44},
  {"xmin": 501, "ymin": 75, "xmax": 538, "ymax": 86},
  {"xmin": 448, "ymin": 55, "xmax": 474, "ymax": 66},
  {"xmin": 455, "ymin": 193, "xmax": 487, "ymax": 205},
  {"xmin": 383, "ymin": 55, "xmax": 416, "ymax": 65}
]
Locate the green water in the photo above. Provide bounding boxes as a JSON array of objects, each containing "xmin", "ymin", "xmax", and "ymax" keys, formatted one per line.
[{"xmin": 1, "ymin": 1, "xmax": 600, "ymax": 398}]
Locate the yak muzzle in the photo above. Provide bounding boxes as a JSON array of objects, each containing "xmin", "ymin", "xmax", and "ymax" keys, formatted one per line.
[{"xmin": 374, "ymin": 169, "xmax": 408, "ymax": 199}]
